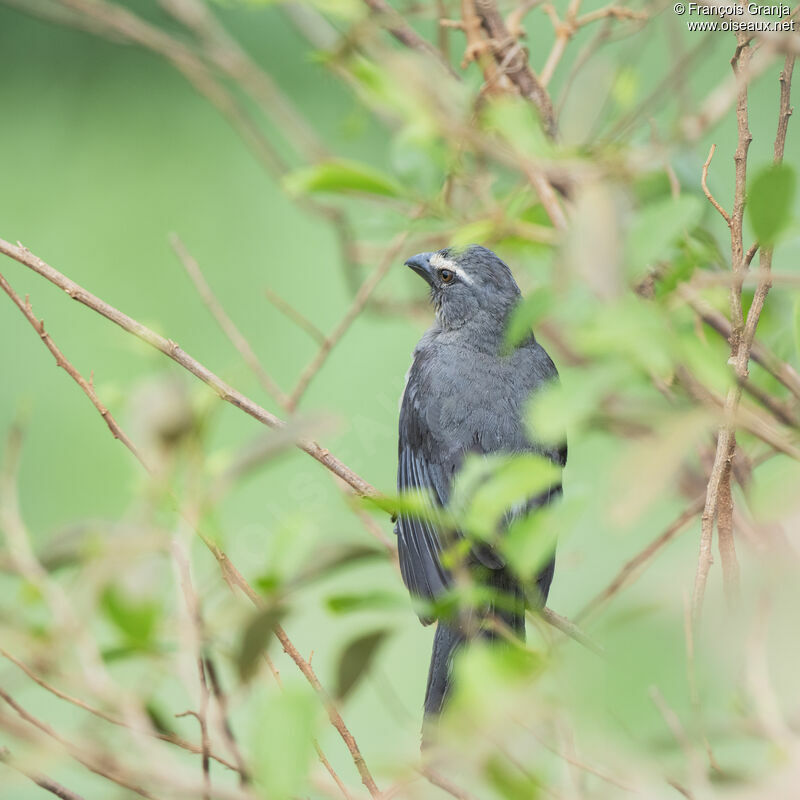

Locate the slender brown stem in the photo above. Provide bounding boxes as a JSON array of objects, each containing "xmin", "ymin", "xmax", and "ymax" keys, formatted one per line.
[
  {"xmin": 170, "ymin": 234, "xmax": 290, "ymax": 409},
  {"xmin": 578, "ymin": 495, "xmax": 705, "ymax": 622},
  {"xmin": 0, "ymin": 259, "xmax": 381, "ymax": 796},
  {"xmin": 0, "ymin": 237, "xmax": 378, "ymax": 499},
  {"xmin": 0, "ymin": 746, "xmax": 87, "ymax": 800},
  {"xmin": 286, "ymin": 227, "xmax": 414, "ymax": 410},
  {"xmin": 0, "ymin": 648, "xmax": 239, "ymax": 772},
  {"xmin": 701, "ymin": 143, "xmax": 731, "ymax": 225},
  {"xmin": 473, "ymin": 0, "xmax": 558, "ymax": 138}
]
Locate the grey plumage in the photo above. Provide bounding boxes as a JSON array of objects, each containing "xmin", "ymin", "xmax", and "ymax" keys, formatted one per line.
[{"xmin": 395, "ymin": 246, "xmax": 565, "ymax": 730}]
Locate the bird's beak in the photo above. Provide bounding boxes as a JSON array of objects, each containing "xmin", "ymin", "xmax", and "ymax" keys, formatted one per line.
[{"xmin": 404, "ymin": 252, "xmax": 436, "ymax": 287}]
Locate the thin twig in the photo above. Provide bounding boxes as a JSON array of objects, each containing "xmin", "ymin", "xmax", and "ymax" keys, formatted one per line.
[
  {"xmin": 170, "ymin": 234, "xmax": 289, "ymax": 409},
  {"xmin": 0, "ymin": 256, "xmax": 381, "ymax": 796},
  {"xmin": 693, "ymin": 48, "xmax": 795, "ymax": 622},
  {"xmin": 538, "ymin": 607, "xmax": 604, "ymax": 656},
  {"xmin": 577, "ymin": 495, "xmax": 705, "ymax": 622},
  {"xmin": 0, "ymin": 237, "xmax": 379, "ymax": 499},
  {"xmin": 677, "ymin": 283, "xmax": 800, "ymax": 400},
  {"xmin": 0, "ymin": 746, "xmax": 87, "ymax": 800},
  {"xmin": 700, "ymin": 144, "xmax": 731, "ymax": 225},
  {"xmin": 286, "ymin": 227, "xmax": 414, "ymax": 410},
  {"xmin": 0, "ymin": 648, "xmax": 239, "ymax": 772},
  {"xmin": 264, "ymin": 287, "xmax": 326, "ymax": 345},
  {"xmin": 0, "ymin": 688, "xmax": 157, "ymax": 800},
  {"xmin": 361, "ymin": 0, "xmax": 460, "ymax": 77},
  {"xmin": 473, "ymin": 0, "xmax": 558, "ymax": 139},
  {"xmin": 203, "ymin": 658, "xmax": 250, "ymax": 785},
  {"xmin": 0, "ymin": 271, "xmax": 150, "ymax": 473}
]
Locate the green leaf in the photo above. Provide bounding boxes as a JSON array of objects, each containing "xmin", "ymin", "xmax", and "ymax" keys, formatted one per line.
[
  {"xmin": 748, "ymin": 163, "xmax": 796, "ymax": 246},
  {"xmin": 504, "ymin": 288, "xmax": 554, "ymax": 351},
  {"xmin": 449, "ymin": 453, "xmax": 561, "ymax": 541},
  {"xmin": 290, "ymin": 543, "xmax": 386, "ymax": 587},
  {"xmin": 250, "ymin": 689, "xmax": 317, "ymax": 799},
  {"xmin": 485, "ymin": 756, "xmax": 543, "ymax": 800},
  {"xmin": 336, "ymin": 629, "xmax": 390, "ymax": 699},
  {"xmin": 627, "ymin": 195, "xmax": 703, "ymax": 278},
  {"xmin": 326, "ymin": 590, "xmax": 404, "ymax": 614},
  {"xmin": 284, "ymin": 160, "xmax": 404, "ymax": 198},
  {"xmin": 101, "ymin": 587, "xmax": 158, "ymax": 648},
  {"xmin": 237, "ymin": 604, "xmax": 286, "ymax": 681}
]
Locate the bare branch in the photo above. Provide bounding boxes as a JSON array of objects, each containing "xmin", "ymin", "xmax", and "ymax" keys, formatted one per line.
[
  {"xmin": 693, "ymin": 49, "xmax": 795, "ymax": 622},
  {"xmin": 361, "ymin": 0, "xmax": 460, "ymax": 78},
  {"xmin": 0, "ymin": 271, "xmax": 150, "ymax": 472},
  {"xmin": 287, "ymin": 227, "xmax": 413, "ymax": 410},
  {"xmin": 264, "ymin": 287, "xmax": 326, "ymax": 345},
  {"xmin": 0, "ymin": 648, "xmax": 239, "ymax": 773},
  {"xmin": 0, "ymin": 237, "xmax": 379, "ymax": 499},
  {"xmin": 473, "ymin": 0, "xmax": 558, "ymax": 138},
  {"xmin": 577, "ymin": 495, "xmax": 705, "ymax": 622},
  {"xmin": 701, "ymin": 143, "xmax": 731, "ymax": 225},
  {"xmin": 170, "ymin": 234, "xmax": 290, "ymax": 409},
  {"xmin": 0, "ymin": 747, "xmax": 86, "ymax": 800},
  {"xmin": 0, "ymin": 248, "xmax": 381, "ymax": 795}
]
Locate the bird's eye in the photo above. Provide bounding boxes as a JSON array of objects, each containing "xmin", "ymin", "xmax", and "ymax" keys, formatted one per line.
[{"xmin": 440, "ymin": 269, "xmax": 454, "ymax": 284}]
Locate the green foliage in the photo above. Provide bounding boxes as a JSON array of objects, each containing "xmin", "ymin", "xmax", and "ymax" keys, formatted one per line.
[
  {"xmin": 237, "ymin": 604, "xmax": 287, "ymax": 681},
  {"xmin": 336, "ymin": 629, "xmax": 390, "ymax": 699},
  {"xmin": 626, "ymin": 194, "xmax": 703, "ymax": 279},
  {"xmin": 504, "ymin": 287, "xmax": 554, "ymax": 351},
  {"xmin": 284, "ymin": 159, "xmax": 405, "ymax": 198},
  {"xmin": 250, "ymin": 689, "xmax": 318, "ymax": 799},
  {"xmin": 326, "ymin": 590, "xmax": 404, "ymax": 614},
  {"xmin": 100, "ymin": 586, "xmax": 159, "ymax": 651}
]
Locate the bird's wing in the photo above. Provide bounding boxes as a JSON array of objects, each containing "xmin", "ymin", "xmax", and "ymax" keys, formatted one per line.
[{"xmin": 395, "ymin": 367, "xmax": 454, "ymax": 611}]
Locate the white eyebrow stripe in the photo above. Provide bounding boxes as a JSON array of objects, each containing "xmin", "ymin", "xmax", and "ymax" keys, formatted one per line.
[{"xmin": 430, "ymin": 253, "xmax": 473, "ymax": 285}]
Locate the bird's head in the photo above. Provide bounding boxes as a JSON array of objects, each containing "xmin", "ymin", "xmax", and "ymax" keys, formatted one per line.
[{"xmin": 405, "ymin": 245, "xmax": 521, "ymax": 332}]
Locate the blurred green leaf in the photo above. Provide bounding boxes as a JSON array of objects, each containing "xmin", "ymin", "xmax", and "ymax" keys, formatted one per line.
[
  {"xmin": 326, "ymin": 590, "xmax": 404, "ymax": 614},
  {"xmin": 284, "ymin": 159, "xmax": 404, "ymax": 198},
  {"xmin": 485, "ymin": 755, "xmax": 543, "ymax": 800},
  {"xmin": 290, "ymin": 543, "xmax": 387, "ymax": 587},
  {"xmin": 250, "ymin": 689, "xmax": 317, "ymax": 799},
  {"xmin": 101, "ymin": 587, "xmax": 158, "ymax": 649},
  {"xmin": 458, "ymin": 454, "xmax": 561, "ymax": 538},
  {"xmin": 748, "ymin": 163, "xmax": 796, "ymax": 246},
  {"xmin": 237, "ymin": 604, "xmax": 287, "ymax": 681},
  {"xmin": 627, "ymin": 194, "xmax": 702, "ymax": 277},
  {"xmin": 336, "ymin": 629, "xmax": 390, "ymax": 699},
  {"xmin": 505, "ymin": 288, "xmax": 554, "ymax": 351}
]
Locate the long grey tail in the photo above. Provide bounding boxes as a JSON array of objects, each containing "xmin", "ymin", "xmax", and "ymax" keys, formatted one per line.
[
  {"xmin": 423, "ymin": 570, "xmax": 529, "ymax": 743},
  {"xmin": 424, "ymin": 622, "xmax": 465, "ymax": 719}
]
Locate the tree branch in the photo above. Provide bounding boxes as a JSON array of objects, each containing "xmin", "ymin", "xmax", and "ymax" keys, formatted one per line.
[{"xmin": 0, "ymin": 237, "xmax": 378, "ymax": 499}]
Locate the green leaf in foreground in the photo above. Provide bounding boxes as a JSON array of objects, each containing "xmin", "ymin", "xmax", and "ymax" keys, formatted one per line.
[
  {"xmin": 326, "ymin": 590, "xmax": 404, "ymax": 614},
  {"xmin": 250, "ymin": 689, "xmax": 317, "ymax": 800},
  {"xmin": 504, "ymin": 287, "xmax": 553, "ymax": 351},
  {"xmin": 284, "ymin": 159, "xmax": 403, "ymax": 198},
  {"xmin": 237, "ymin": 604, "xmax": 287, "ymax": 681},
  {"xmin": 627, "ymin": 194, "xmax": 702, "ymax": 277},
  {"xmin": 748, "ymin": 163, "xmax": 796, "ymax": 246},
  {"xmin": 336, "ymin": 629, "xmax": 390, "ymax": 699},
  {"xmin": 101, "ymin": 586, "xmax": 159, "ymax": 649}
]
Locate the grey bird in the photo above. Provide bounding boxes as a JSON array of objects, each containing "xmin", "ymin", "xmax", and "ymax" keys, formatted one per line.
[{"xmin": 395, "ymin": 245, "xmax": 565, "ymax": 733}]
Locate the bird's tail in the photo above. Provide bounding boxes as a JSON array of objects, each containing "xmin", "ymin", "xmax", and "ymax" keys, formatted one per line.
[
  {"xmin": 424, "ymin": 621, "xmax": 465, "ymax": 719},
  {"xmin": 422, "ymin": 570, "xmax": 526, "ymax": 744}
]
